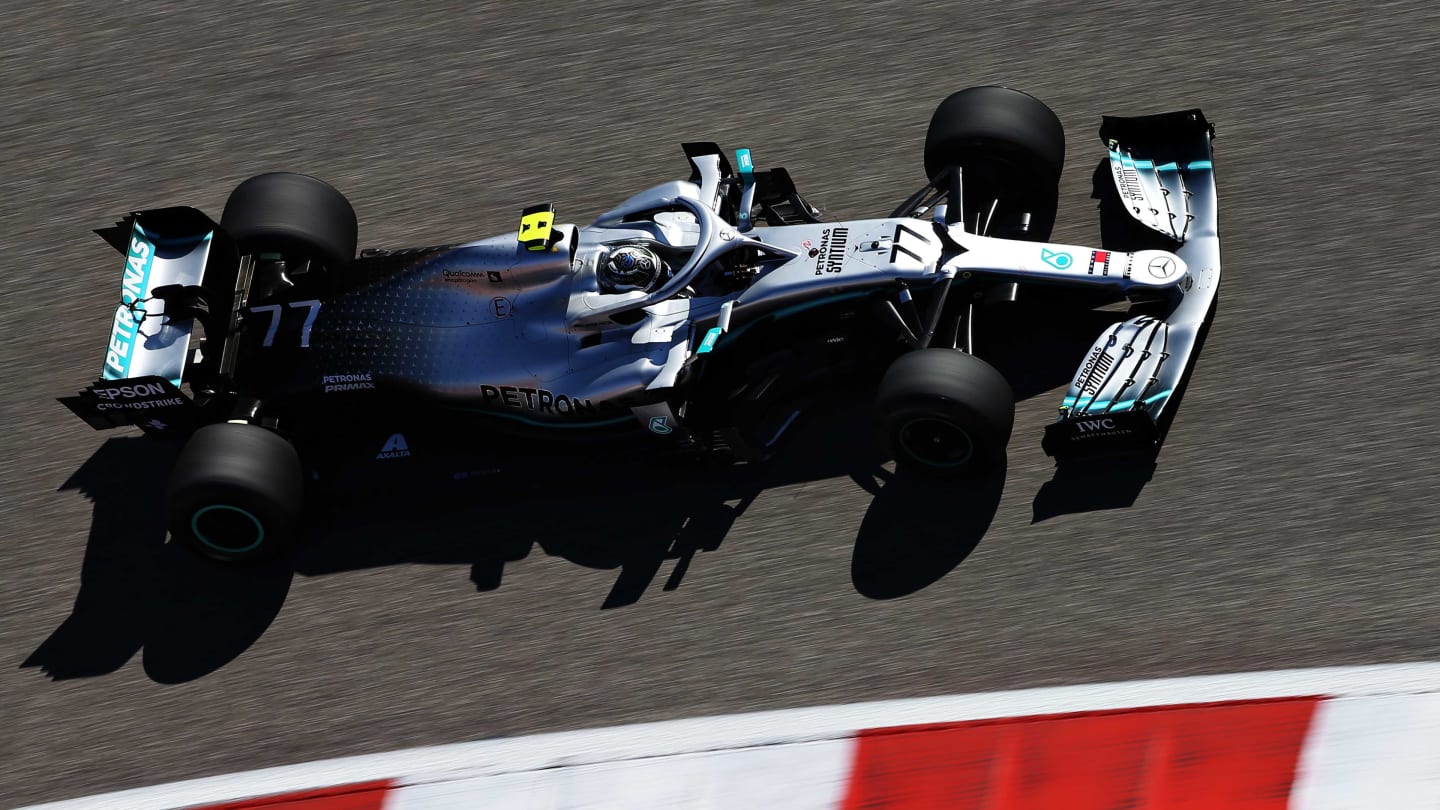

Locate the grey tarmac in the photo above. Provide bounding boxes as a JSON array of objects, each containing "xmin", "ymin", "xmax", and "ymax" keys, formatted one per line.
[{"xmin": 3, "ymin": 1, "xmax": 1439, "ymax": 805}]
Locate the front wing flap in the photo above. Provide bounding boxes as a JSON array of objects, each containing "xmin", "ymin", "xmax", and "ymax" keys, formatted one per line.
[
  {"xmin": 1042, "ymin": 314, "xmax": 1174, "ymax": 457},
  {"xmin": 1102, "ymin": 109, "xmax": 1214, "ymax": 242}
]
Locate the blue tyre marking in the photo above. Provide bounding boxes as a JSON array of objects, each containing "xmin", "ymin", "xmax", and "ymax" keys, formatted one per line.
[{"xmin": 191, "ymin": 504, "xmax": 266, "ymax": 554}]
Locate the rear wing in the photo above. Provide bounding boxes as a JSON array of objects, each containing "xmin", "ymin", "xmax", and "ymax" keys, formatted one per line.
[
  {"xmin": 60, "ymin": 207, "xmax": 233, "ymax": 432},
  {"xmin": 1043, "ymin": 110, "xmax": 1220, "ymax": 458}
]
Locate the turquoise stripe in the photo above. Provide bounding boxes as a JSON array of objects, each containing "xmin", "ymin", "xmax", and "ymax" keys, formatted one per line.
[
  {"xmin": 696, "ymin": 327, "xmax": 722, "ymax": 354},
  {"xmin": 1067, "ymin": 397, "xmax": 1132, "ymax": 412},
  {"xmin": 103, "ymin": 226, "xmax": 157, "ymax": 381},
  {"xmin": 736, "ymin": 148, "xmax": 755, "ymax": 228},
  {"xmin": 1108, "ymin": 150, "xmax": 1211, "ymax": 172},
  {"xmin": 1063, "ymin": 388, "xmax": 1173, "ymax": 412},
  {"xmin": 736, "ymin": 148, "xmax": 754, "ymax": 175},
  {"xmin": 191, "ymin": 504, "xmax": 265, "ymax": 554},
  {"xmin": 1108, "ymin": 155, "xmax": 1209, "ymax": 172}
]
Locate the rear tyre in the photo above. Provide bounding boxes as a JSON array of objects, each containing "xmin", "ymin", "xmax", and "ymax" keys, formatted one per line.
[
  {"xmin": 165, "ymin": 423, "xmax": 304, "ymax": 562},
  {"xmin": 876, "ymin": 349, "xmax": 1014, "ymax": 477},
  {"xmin": 923, "ymin": 86, "xmax": 1065, "ymax": 240},
  {"xmin": 220, "ymin": 172, "xmax": 357, "ymax": 271}
]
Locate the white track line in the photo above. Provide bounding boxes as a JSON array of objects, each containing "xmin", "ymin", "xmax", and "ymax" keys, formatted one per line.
[
  {"xmin": 24, "ymin": 662, "xmax": 1440, "ymax": 810},
  {"xmin": 1292, "ymin": 692, "xmax": 1440, "ymax": 809}
]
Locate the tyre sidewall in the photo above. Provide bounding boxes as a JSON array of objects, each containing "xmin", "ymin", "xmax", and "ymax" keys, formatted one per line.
[
  {"xmin": 165, "ymin": 424, "xmax": 303, "ymax": 562},
  {"xmin": 168, "ymin": 483, "xmax": 291, "ymax": 562},
  {"xmin": 923, "ymin": 86, "xmax": 1066, "ymax": 184},
  {"xmin": 922, "ymin": 86, "xmax": 1065, "ymax": 240},
  {"xmin": 220, "ymin": 172, "xmax": 357, "ymax": 271},
  {"xmin": 883, "ymin": 399, "xmax": 1006, "ymax": 474},
  {"xmin": 876, "ymin": 350, "xmax": 1014, "ymax": 477}
]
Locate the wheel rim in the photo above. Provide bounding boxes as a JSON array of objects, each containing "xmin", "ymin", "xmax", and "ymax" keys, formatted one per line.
[
  {"xmin": 191, "ymin": 504, "xmax": 266, "ymax": 554},
  {"xmin": 898, "ymin": 417, "xmax": 974, "ymax": 468}
]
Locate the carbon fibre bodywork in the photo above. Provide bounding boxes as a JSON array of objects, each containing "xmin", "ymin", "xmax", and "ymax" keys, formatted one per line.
[{"xmin": 63, "ymin": 112, "xmax": 1220, "ymax": 463}]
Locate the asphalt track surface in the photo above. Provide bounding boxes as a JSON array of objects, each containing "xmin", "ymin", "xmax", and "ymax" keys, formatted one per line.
[{"xmin": 4, "ymin": 1, "xmax": 1440, "ymax": 805}]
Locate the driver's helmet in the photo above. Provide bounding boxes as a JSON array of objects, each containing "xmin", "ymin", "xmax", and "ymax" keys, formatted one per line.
[{"xmin": 600, "ymin": 245, "xmax": 667, "ymax": 293}]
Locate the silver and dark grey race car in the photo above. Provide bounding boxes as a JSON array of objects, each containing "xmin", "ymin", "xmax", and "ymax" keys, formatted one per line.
[{"xmin": 61, "ymin": 86, "xmax": 1220, "ymax": 560}]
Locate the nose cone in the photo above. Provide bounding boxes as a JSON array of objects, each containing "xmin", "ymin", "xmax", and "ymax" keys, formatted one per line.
[{"xmin": 1130, "ymin": 250, "xmax": 1188, "ymax": 287}]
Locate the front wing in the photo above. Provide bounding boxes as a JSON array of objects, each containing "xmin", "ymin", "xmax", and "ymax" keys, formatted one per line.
[{"xmin": 1042, "ymin": 110, "xmax": 1220, "ymax": 458}]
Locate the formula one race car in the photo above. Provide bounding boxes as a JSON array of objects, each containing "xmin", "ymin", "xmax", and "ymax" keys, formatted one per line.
[{"xmin": 61, "ymin": 86, "xmax": 1220, "ymax": 561}]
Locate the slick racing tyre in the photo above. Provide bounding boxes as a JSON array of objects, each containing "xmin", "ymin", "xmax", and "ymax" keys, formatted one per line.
[
  {"xmin": 221, "ymin": 172, "xmax": 358, "ymax": 271},
  {"xmin": 165, "ymin": 423, "xmax": 304, "ymax": 562},
  {"xmin": 876, "ymin": 349, "xmax": 1014, "ymax": 477},
  {"xmin": 923, "ymin": 86, "xmax": 1065, "ymax": 240}
]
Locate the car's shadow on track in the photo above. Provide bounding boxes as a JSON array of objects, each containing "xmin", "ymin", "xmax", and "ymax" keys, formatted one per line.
[
  {"xmin": 295, "ymin": 451, "xmax": 768, "ymax": 612},
  {"xmin": 23, "ymin": 437, "xmax": 293, "ymax": 683},
  {"xmin": 27, "ymin": 397, "xmax": 1012, "ymax": 682},
  {"xmin": 294, "ymin": 398, "xmax": 1002, "ymax": 606},
  {"xmin": 849, "ymin": 463, "xmax": 1005, "ymax": 599},
  {"xmin": 31, "ymin": 280, "xmax": 1178, "ymax": 681}
]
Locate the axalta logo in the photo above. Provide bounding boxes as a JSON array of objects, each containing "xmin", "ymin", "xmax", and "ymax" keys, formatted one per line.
[
  {"xmin": 1075, "ymin": 418, "xmax": 1118, "ymax": 432},
  {"xmin": 376, "ymin": 433, "xmax": 411, "ymax": 460},
  {"xmin": 103, "ymin": 235, "xmax": 154, "ymax": 378},
  {"xmin": 648, "ymin": 416, "xmax": 673, "ymax": 435}
]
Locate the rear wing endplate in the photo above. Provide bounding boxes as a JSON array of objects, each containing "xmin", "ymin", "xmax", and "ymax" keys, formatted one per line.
[
  {"xmin": 59, "ymin": 376, "xmax": 197, "ymax": 433},
  {"xmin": 95, "ymin": 208, "xmax": 218, "ymax": 387},
  {"xmin": 61, "ymin": 207, "xmax": 224, "ymax": 432}
]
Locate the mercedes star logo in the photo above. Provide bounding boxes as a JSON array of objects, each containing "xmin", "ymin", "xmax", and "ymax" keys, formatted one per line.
[{"xmin": 1148, "ymin": 256, "xmax": 1177, "ymax": 278}]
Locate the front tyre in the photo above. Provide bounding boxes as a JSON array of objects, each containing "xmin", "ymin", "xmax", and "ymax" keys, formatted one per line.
[
  {"xmin": 923, "ymin": 86, "xmax": 1065, "ymax": 240},
  {"xmin": 876, "ymin": 349, "xmax": 1014, "ymax": 477},
  {"xmin": 165, "ymin": 424, "xmax": 304, "ymax": 562}
]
